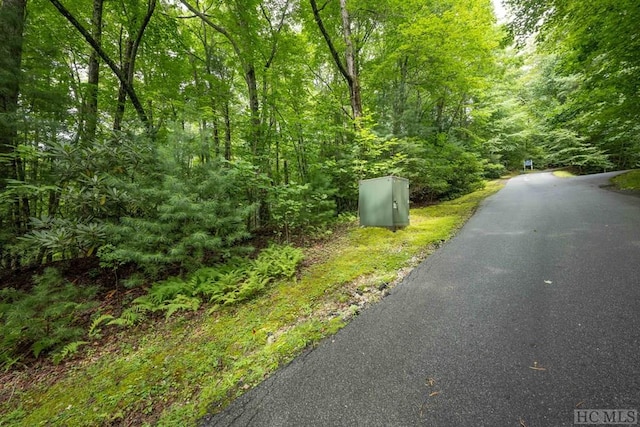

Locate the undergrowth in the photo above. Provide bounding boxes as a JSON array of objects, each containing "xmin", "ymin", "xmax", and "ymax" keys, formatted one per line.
[
  {"xmin": 0, "ymin": 268, "xmax": 97, "ymax": 369},
  {"xmin": 0, "ymin": 181, "xmax": 504, "ymax": 427},
  {"xmin": 92, "ymin": 244, "xmax": 305, "ymax": 331}
]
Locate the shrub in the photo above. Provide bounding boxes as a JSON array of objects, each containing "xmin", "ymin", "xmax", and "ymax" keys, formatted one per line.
[
  {"xmin": 545, "ymin": 129, "xmax": 614, "ymax": 173},
  {"xmin": 101, "ymin": 161, "xmax": 255, "ymax": 276},
  {"xmin": 0, "ymin": 268, "xmax": 97, "ymax": 367},
  {"xmin": 393, "ymin": 137, "xmax": 485, "ymax": 203},
  {"xmin": 267, "ymin": 183, "xmax": 336, "ymax": 242},
  {"xmin": 482, "ymin": 161, "xmax": 507, "ymax": 179}
]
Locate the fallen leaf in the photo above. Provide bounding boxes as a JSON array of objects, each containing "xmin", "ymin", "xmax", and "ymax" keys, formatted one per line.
[
  {"xmin": 519, "ymin": 418, "xmax": 528, "ymax": 427},
  {"xmin": 529, "ymin": 361, "xmax": 547, "ymax": 371},
  {"xmin": 576, "ymin": 401, "xmax": 585, "ymax": 408},
  {"xmin": 425, "ymin": 378, "xmax": 436, "ymax": 387},
  {"xmin": 429, "ymin": 391, "xmax": 440, "ymax": 397}
]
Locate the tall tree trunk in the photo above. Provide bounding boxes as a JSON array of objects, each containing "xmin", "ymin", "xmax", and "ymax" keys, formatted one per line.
[
  {"xmin": 245, "ymin": 66, "xmax": 261, "ymax": 156},
  {"xmin": 310, "ymin": 0, "xmax": 362, "ymax": 122},
  {"xmin": 113, "ymin": 38, "xmax": 134, "ymax": 131},
  {"xmin": 339, "ymin": 0, "xmax": 362, "ymax": 121},
  {"xmin": 0, "ymin": 0, "xmax": 27, "ymax": 191},
  {"xmin": 179, "ymin": 0, "xmax": 262, "ymax": 157},
  {"xmin": 0, "ymin": 0, "xmax": 27, "ymax": 267},
  {"xmin": 113, "ymin": 0, "xmax": 155, "ymax": 131},
  {"xmin": 213, "ymin": 115, "xmax": 221, "ymax": 157},
  {"xmin": 81, "ymin": 0, "xmax": 103, "ymax": 143},
  {"xmin": 392, "ymin": 56, "xmax": 408, "ymax": 136}
]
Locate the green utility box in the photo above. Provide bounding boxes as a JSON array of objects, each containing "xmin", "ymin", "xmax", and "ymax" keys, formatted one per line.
[{"xmin": 358, "ymin": 176, "xmax": 409, "ymax": 229}]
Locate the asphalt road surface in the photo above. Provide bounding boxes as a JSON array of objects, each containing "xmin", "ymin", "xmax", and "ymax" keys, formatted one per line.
[{"xmin": 203, "ymin": 172, "xmax": 640, "ymax": 427}]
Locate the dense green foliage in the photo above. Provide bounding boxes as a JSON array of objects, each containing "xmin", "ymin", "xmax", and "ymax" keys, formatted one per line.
[
  {"xmin": 0, "ymin": 244, "xmax": 302, "ymax": 368},
  {"xmin": 0, "ymin": 268, "xmax": 97, "ymax": 367},
  {"xmin": 0, "ymin": 0, "xmax": 506, "ymax": 273},
  {"xmin": 0, "ymin": 0, "xmax": 637, "ymax": 363},
  {"xmin": 503, "ymin": 0, "xmax": 640, "ymax": 171}
]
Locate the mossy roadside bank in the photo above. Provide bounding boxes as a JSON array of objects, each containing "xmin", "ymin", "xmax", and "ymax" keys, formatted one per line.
[{"xmin": 611, "ymin": 170, "xmax": 640, "ymax": 191}]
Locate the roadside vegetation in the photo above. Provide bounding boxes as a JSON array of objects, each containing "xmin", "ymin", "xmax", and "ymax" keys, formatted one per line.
[
  {"xmin": 552, "ymin": 170, "xmax": 576, "ymax": 178},
  {"xmin": 611, "ymin": 170, "xmax": 640, "ymax": 191},
  {"xmin": 0, "ymin": 181, "xmax": 503, "ymax": 426}
]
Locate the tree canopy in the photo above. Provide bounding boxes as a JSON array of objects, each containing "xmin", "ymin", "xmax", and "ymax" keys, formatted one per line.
[{"xmin": 0, "ymin": 0, "xmax": 637, "ymax": 273}]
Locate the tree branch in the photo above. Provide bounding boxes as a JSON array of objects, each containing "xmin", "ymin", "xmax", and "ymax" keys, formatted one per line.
[
  {"xmin": 128, "ymin": 0, "xmax": 156, "ymax": 81},
  {"xmin": 48, "ymin": 0, "xmax": 150, "ymax": 128},
  {"xmin": 263, "ymin": 0, "xmax": 291, "ymax": 70},
  {"xmin": 178, "ymin": 0, "xmax": 243, "ymax": 61},
  {"xmin": 309, "ymin": 0, "xmax": 351, "ymax": 84}
]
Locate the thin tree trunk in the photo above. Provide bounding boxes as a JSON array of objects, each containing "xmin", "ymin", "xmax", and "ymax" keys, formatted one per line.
[
  {"xmin": 179, "ymin": 0, "xmax": 261, "ymax": 157},
  {"xmin": 213, "ymin": 114, "xmax": 221, "ymax": 157},
  {"xmin": 224, "ymin": 100, "xmax": 232, "ymax": 161},
  {"xmin": 246, "ymin": 66, "xmax": 261, "ymax": 156},
  {"xmin": 392, "ymin": 56, "xmax": 408, "ymax": 136},
  {"xmin": 113, "ymin": 0, "xmax": 155, "ymax": 131},
  {"xmin": 81, "ymin": 0, "xmax": 103, "ymax": 143}
]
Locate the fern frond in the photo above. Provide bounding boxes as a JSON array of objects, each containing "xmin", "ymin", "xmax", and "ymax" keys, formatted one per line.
[
  {"xmin": 88, "ymin": 314, "xmax": 115, "ymax": 338},
  {"xmin": 52, "ymin": 341, "xmax": 88, "ymax": 365}
]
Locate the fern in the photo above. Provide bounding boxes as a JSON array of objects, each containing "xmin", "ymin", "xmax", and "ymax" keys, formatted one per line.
[
  {"xmin": 108, "ymin": 306, "xmax": 145, "ymax": 327},
  {"xmin": 232, "ymin": 275, "xmax": 272, "ymax": 303},
  {"xmin": 130, "ymin": 295, "xmax": 161, "ymax": 313},
  {"xmin": 139, "ymin": 277, "xmax": 197, "ymax": 307},
  {"xmin": 88, "ymin": 314, "xmax": 116, "ymax": 338},
  {"xmin": 162, "ymin": 295, "xmax": 201, "ymax": 320},
  {"xmin": 254, "ymin": 245, "xmax": 304, "ymax": 279},
  {"xmin": 52, "ymin": 341, "xmax": 88, "ymax": 365},
  {"xmin": 0, "ymin": 352, "xmax": 21, "ymax": 372},
  {"xmin": 0, "ymin": 268, "xmax": 97, "ymax": 365},
  {"xmin": 196, "ymin": 267, "xmax": 246, "ymax": 304}
]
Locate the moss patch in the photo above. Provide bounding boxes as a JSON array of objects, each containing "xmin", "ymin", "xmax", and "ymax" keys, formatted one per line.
[
  {"xmin": 611, "ymin": 170, "xmax": 640, "ymax": 190},
  {"xmin": 553, "ymin": 170, "xmax": 576, "ymax": 178},
  {"xmin": 1, "ymin": 180, "xmax": 504, "ymax": 427}
]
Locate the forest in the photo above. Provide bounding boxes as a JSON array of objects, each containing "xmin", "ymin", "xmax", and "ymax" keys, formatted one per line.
[{"xmin": 0, "ymin": 0, "xmax": 639, "ymax": 373}]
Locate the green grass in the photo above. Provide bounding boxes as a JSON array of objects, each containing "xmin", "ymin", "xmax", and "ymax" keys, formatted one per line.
[
  {"xmin": 611, "ymin": 170, "xmax": 640, "ymax": 190},
  {"xmin": 552, "ymin": 170, "xmax": 576, "ymax": 178},
  {"xmin": 0, "ymin": 180, "xmax": 504, "ymax": 427}
]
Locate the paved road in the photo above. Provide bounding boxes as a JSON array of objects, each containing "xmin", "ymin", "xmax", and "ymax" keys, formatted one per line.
[{"xmin": 203, "ymin": 172, "xmax": 640, "ymax": 427}]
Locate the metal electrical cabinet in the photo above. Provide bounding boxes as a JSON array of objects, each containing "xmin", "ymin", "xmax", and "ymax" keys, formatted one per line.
[{"xmin": 358, "ymin": 176, "xmax": 410, "ymax": 229}]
